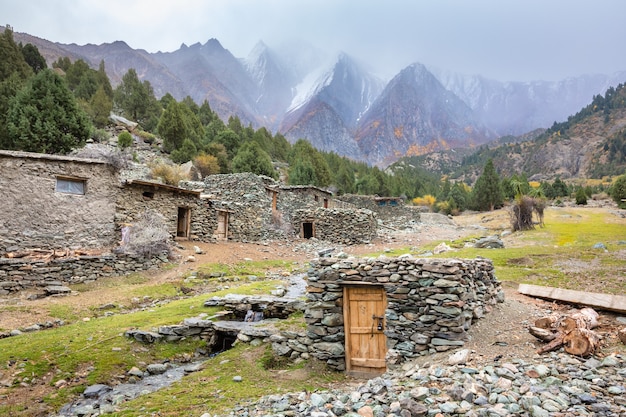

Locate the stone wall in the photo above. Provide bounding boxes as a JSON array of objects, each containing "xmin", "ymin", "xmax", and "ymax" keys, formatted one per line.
[
  {"xmin": 116, "ymin": 182, "xmax": 215, "ymax": 242},
  {"xmin": 304, "ymin": 256, "xmax": 504, "ymax": 371},
  {"xmin": 335, "ymin": 194, "xmax": 421, "ymax": 229},
  {"xmin": 0, "ymin": 253, "xmax": 166, "ymax": 295},
  {"xmin": 0, "ymin": 151, "xmax": 119, "ymax": 253},
  {"xmin": 291, "ymin": 207, "xmax": 378, "ymax": 244}
]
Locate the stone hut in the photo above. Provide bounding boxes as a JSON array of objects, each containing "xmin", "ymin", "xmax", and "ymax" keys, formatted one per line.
[
  {"xmin": 0, "ymin": 150, "xmax": 119, "ymax": 253},
  {"xmin": 304, "ymin": 255, "xmax": 503, "ymax": 377},
  {"xmin": 291, "ymin": 207, "xmax": 377, "ymax": 244},
  {"xmin": 118, "ymin": 180, "xmax": 215, "ymax": 242}
]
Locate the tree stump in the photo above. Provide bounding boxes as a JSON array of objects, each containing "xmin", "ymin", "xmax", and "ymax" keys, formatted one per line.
[
  {"xmin": 619, "ymin": 327, "xmax": 626, "ymax": 345},
  {"xmin": 530, "ymin": 308, "xmax": 601, "ymax": 356}
]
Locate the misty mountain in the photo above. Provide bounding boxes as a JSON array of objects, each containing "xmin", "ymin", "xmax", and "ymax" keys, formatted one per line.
[
  {"xmin": 9, "ymin": 28, "xmax": 626, "ymax": 167},
  {"xmin": 431, "ymin": 68, "xmax": 626, "ymax": 136},
  {"xmin": 355, "ymin": 64, "xmax": 494, "ymax": 166},
  {"xmin": 279, "ymin": 53, "xmax": 384, "ymax": 159}
]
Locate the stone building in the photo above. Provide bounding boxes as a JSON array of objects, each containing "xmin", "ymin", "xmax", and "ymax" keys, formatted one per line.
[
  {"xmin": 118, "ymin": 180, "xmax": 215, "ymax": 242},
  {"xmin": 0, "ymin": 150, "xmax": 120, "ymax": 253},
  {"xmin": 305, "ymin": 255, "xmax": 504, "ymax": 376},
  {"xmin": 184, "ymin": 173, "xmax": 378, "ymax": 244},
  {"xmin": 0, "ymin": 150, "xmax": 215, "ymax": 256}
]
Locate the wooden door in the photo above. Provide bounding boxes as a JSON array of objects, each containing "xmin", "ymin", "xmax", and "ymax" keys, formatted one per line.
[
  {"xmin": 344, "ymin": 285, "xmax": 387, "ymax": 377},
  {"xmin": 216, "ymin": 210, "xmax": 228, "ymax": 240}
]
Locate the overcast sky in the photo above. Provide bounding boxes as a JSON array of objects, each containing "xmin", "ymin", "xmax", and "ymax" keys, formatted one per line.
[{"xmin": 3, "ymin": 0, "xmax": 626, "ymax": 82}]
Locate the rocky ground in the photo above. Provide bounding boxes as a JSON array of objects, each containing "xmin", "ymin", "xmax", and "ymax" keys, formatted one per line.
[{"xmin": 2, "ymin": 207, "xmax": 626, "ymax": 417}]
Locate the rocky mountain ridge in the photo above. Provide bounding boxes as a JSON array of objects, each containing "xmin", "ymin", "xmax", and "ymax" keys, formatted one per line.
[{"xmin": 9, "ymin": 28, "xmax": 626, "ymax": 168}]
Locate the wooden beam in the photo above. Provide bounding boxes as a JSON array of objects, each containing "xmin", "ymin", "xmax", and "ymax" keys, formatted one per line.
[{"xmin": 518, "ymin": 284, "xmax": 626, "ymax": 314}]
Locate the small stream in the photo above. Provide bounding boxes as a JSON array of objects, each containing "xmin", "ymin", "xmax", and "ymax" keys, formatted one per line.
[
  {"xmin": 54, "ymin": 360, "xmax": 206, "ymax": 417},
  {"xmin": 50, "ymin": 272, "xmax": 309, "ymax": 417}
]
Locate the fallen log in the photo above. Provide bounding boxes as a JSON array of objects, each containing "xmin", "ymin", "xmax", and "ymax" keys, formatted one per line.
[
  {"xmin": 529, "ymin": 326, "xmax": 557, "ymax": 342},
  {"xmin": 559, "ymin": 308, "xmax": 599, "ymax": 333}
]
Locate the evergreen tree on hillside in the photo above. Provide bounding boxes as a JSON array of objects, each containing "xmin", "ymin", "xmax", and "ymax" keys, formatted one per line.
[
  {"xmin": 232, "ymin": 141, "xmax": 276, "ymax": 178},
  {"xmin": 610, "ymin": 174, "xmax": 626, "ymax": 209},
  {"xmin": 114, "ymin": 68, "xmax": 161, "ymax": 130},
  {"xmin": 0, "ymin": 27, "xmax": 32, "ymax": 82},
  {"xmin": 288, "ymin": 139, "xmax": 331, "ymax": 187},
  {"xmin": 5, "ymin": 69, "xmax": 92, "ymax": 154},
  {"xmin": 158, "ymin": 100, "xmax": 187, "ymax": 153},
  {"xmin": 471, "ymin": 159, "xmax": 504, "ymax": 211},
  {"xmin": 20, "ymin": 43, "xmax": 46, "ymax": 73}
]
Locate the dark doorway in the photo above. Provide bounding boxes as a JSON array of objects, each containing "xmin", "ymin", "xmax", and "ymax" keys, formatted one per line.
[
  {"xmin": 177, "ymin": 207, "xmax": 191, "ymax": 238},
  {"xmin": 302, "ymin": 222, "xmax": 314, "ymax": 239}
]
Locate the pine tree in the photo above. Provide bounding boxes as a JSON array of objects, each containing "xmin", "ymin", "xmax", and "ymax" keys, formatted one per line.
[
  {"xmin": 471, "ymin": 159, "xmax": 504, "ymax": 211},
  {"xmin": 232, "ymin": 141, "xmax": 276, "ymax": 178},
  {"xmin": 6, "ymin": 69, "xmax": 92, "ymax": 154}
]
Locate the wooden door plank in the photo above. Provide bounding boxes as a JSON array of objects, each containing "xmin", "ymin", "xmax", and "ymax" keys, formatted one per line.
[
  {"xmin": 351, "ymin": 358, "xmax": 386, "ymax": 367},
  {"xmin": 518, "ymin": 284, "xmax": 626, "ymax": 313}
]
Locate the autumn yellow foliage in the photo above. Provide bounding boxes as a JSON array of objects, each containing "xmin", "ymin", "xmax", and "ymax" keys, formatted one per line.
[
  {"xmin": 194, "ymin": 153, "xmax": 221, "ymax": 177},
  {"xmin": 412, "ymin": 194, "xmax": 437, "ymax": 209}
]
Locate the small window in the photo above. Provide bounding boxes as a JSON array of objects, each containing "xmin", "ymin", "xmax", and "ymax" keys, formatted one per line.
[{"xmin": 56, "ymin": 177, "xmax": 85, "ymax": 195}]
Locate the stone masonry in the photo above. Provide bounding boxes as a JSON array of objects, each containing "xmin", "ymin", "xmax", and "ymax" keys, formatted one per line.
[
  {"xmin": 0, "ymin": 150, "xmax": 119, "ymax": 253},
  {"xmin": 305, "ymin": 255, "xmax": 504, "ymax": 371},
  {"xmin": 0, "ymin": 253, "xmax": 166, "ymax": 294},
  {"xmin": 117, "ymin": 180, "xmax": 215, "ymax": 242}
]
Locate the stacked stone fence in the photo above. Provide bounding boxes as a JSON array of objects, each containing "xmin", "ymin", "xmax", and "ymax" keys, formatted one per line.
[
  {"xmin": 0, "ymin": 253, "xmax": 167, "ymax": 294},
  {"xmin": 304, "ymin": 255, "xmax": 504, "ymax": 371}
]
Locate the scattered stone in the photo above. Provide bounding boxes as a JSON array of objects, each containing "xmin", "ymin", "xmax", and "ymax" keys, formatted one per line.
[
  {"xmin": 233, "ymin": 375, "xmax": 243, "ymax": 382},
  {"xmin": 448, "ymin": 349, "xmax": 470, "ymax": 365},
  {"xmin": 146, "ymin": 363, "xmax": 168, "ymax": 375},
  {"xmin": 193, "ymin": 245, "xmax": 204, "ymax": 254},
  {"xmin": 433, "ymin": 242, "xmax": 451, "ymax": 254},
  {"xmin": 45, "ymin": 285, "xmax": 71, "ymax": 295},
  {"xmin": 82, "ymin": 384, "xmax": 111, "ymax": 398},
  {"xmin": 474, "ymin": 236, "xmax": 504, "ymax": 249}
]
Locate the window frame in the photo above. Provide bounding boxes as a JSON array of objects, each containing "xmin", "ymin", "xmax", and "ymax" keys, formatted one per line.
[{"xmin": 55, "ymin": 176, "xmax": 87, "ymax": 195}]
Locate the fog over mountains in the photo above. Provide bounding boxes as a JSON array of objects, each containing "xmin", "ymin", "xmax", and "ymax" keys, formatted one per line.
[{"xmin": 14, "ymin": 30, "xmax": 626, "ymax": 166}]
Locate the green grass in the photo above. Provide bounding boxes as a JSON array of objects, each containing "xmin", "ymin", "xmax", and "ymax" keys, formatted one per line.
[
  {"xmin": 196, "ymin": 259, "xmax": 299, "ymax": 279},
  {"xmin": 113, "ymin": 344, "xmax": 345, "ymax": 416},
  {"xmin": 396, "ymin": 207, "xmax": 626, "ymax": 294},
  {"xmin": 0, "ymin": 276, "xmax": 312, "ymax": 416}
]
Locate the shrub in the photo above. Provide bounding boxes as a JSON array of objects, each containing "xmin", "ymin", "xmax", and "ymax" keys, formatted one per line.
[
  {"xmin": 118, "ymin": 131, "xmax": 133, "ymax": 150},
  {"xmin": 610, "ymin": 174, "xmax": 626, "ymax": 208},
  {"xmin": 575, "ymin": 188, "xmax": 588, "ymax": 205},
  {"xmin": 135, "ymin": 130, "xmax": 156, "ymax": 144},
  {"xmin": 149, "ymin": 161, "xmax": 189, "ymax": 186},
  {"xmin": 194, "ymin": 153, "xmax": 221, "ymax": 177},
  {"xmin": 122, "ymin": 209, "xmax": 172, "ymax": 258},
  {"xmin": 92, "ymin": 128, "xmax": 110, "ymax": 143},
  {"xmin": 412, "ymin": 195, "xmax": 437, "ymax": 210}
]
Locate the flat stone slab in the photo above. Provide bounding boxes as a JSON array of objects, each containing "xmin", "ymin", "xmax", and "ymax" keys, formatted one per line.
[{"xmin": 45, "ymin": 285, "xmax": 71, "ymax": 295}]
